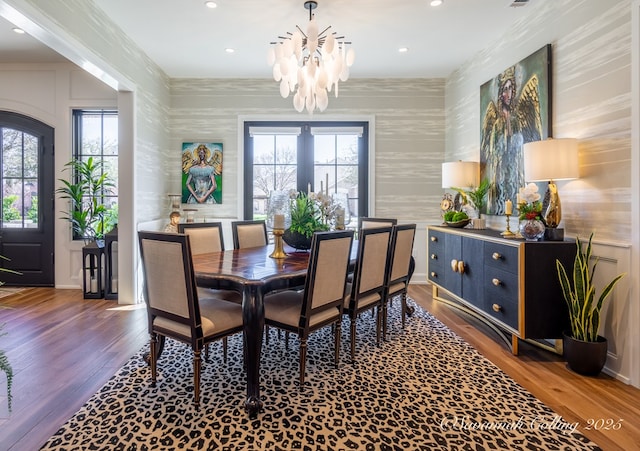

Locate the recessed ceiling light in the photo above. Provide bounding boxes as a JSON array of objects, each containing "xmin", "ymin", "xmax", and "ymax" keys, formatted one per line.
[
  {"xmin": 398, "ymin": 47, "xmax": 409, "ymax": 53},
  {"xmin": 225, "ymin": 48, "xmax": 235, "ymax": 54},
  {"xmin": 205, "ymin": 1, "xmax": 217, "ymax": 8},
  {"xmin": 12, "ymin": 27, "xmax": 25, "ymax": 34},
  {"xmin": 430, "ymin": 0, "xmax": 443, "ymax": 6}
]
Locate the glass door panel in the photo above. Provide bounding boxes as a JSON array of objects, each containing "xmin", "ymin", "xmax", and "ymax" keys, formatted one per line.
[{"xmin": 2, "ymin": 128, "xmax": 39, "ymax": 229}]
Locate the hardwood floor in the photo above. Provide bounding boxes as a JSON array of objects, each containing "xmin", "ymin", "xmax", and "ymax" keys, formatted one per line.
[
  {"xmin": 410, "ymin": 284, "xmax": 640, "ymax": 451},
  {"xmin": 0, "ymin": 288, "xmax": 148, "ymax": 451},
  {"xmin": 0, "ymin": 286, "xmax": 638, "ymax": 450}
]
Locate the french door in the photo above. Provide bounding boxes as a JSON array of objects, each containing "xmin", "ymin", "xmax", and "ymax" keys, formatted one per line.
[
  {"xmin": 0, "ymin": 111, "xmax": 55, "ymax": 286},
  {"xmin": 243, "ymin": 121, "xmax": 369, "ymax": 229}
]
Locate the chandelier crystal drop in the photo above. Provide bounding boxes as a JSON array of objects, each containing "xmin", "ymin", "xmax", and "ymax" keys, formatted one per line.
[{"xmin": 267, "ymin": 0, "xmax": 355, "ymax": 114}]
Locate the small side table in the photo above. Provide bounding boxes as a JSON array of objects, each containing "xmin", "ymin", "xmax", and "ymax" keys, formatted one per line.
[{"xmin": 82, "ymin": 241, "xmax": 104, "ymax": 299}]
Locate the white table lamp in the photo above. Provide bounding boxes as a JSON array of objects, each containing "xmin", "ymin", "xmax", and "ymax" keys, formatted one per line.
[
  {"xmin": 441, "ymin": 161, "xmax": 479, "ymax": 189},
  {"xmin": 523, "ymin": 138, "xmax": 578, "ymax": 240}
]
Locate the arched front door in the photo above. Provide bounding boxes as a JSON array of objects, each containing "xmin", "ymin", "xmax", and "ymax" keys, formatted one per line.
[{"xmin": 0, "ymin": 111, "xmax": 55, "ymax": 286}]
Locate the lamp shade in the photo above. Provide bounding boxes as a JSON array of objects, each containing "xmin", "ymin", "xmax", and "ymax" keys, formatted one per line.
[
  {"xmin": 442, "ymin": 161, "xmax": 479, "ymax": 189},
  {"xmin": 523, "ymin": 138, "xmax": 579, "ymax": 182}
]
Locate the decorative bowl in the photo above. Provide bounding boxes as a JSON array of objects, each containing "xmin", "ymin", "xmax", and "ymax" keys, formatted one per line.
[
  {"xmin": 283, "ymin": 228, "xmax": 313, "ymax": 250},
  {"xmin": 445, "ymin": 218, "xmax": 471, "ymax": 228}
]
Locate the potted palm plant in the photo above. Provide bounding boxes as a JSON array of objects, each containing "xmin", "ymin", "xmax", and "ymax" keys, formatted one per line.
[
  {"xmin": 556, "ymin": 233, "xmax": 625, "ymax": 375},
  {"xmin": 56, "ymin": 157, "xmax": 115, "ymax": 244},
  {"xmin": 452, "ymin": 178, "xmax": 491, "ymax": 228}
]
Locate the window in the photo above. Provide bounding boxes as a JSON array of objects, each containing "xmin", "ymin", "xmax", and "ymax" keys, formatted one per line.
[
  {"xmin": 72, "ymin": 109, "xmax": 118, "ymax": 238},
  {"xmin": 244, "ymin": 121, "xmax": 368, "ymax": 229}
]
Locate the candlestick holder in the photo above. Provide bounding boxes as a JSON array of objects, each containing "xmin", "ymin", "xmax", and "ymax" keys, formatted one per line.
[
  {"xmin": 269, "ymin": 228, "xmax": 287, "ymax": 259},
  {"xmin": 501, "ymin": 213, "xmax": 516, "ymax": 237}
]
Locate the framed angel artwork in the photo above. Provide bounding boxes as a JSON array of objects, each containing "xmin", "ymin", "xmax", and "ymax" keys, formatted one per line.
[
  {"xmin": 480, "ymin": 44, "xmax": 551, "ymax": 215},
  {"xmin": 181, "ymin": 142, "xmax": 223, "ymax": 204}
]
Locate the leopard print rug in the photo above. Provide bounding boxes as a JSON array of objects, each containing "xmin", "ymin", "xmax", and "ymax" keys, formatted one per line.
[{"xmin": 41, "ymin": 299, "xmax": 600, "ymax": 450}]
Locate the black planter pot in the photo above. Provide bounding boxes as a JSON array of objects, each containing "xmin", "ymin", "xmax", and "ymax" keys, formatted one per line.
[
  {"xmin": 282, "ymin": 229, "xmax": 313, "ymax": 250},
  {"xmin": 562, "ymin": 332, "xmax": 608, "ymax": 376}
]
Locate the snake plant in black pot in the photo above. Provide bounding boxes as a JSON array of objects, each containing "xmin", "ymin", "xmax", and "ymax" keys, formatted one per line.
[{"xmin": 556, "ymin": 233, "xmax": 626, "ymax": 375}]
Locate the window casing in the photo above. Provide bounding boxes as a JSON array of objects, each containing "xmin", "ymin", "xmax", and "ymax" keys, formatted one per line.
[
  {"xmin": 72, "ymin": 109, "xmax": 118, "ymax": 239},
  {"xmin": 244, "ymin": 121, "xmax": 368, "ymax": 229}
]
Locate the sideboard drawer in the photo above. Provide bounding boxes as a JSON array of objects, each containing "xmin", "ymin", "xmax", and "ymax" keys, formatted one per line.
[
  {"xmin": 484, "ymin": 266, "xmax": 519, "ymax": 330},
  {"xmin": 428, "ymin": 263, "xmax": 445, "ymax": 284},
  {"xmin": 484, "ymin": 241, "xmax": 518, "ymax": 273},
  {"xmin": 427, "ymin": 229, "xmax": 446, "ymax": 284},
  {"xmin": 484, "ymin": 266, "xmax": 518, "ymax": 301},
  {"xmin": 428, "ymin": 229, "xmax": 445, "ymax": 254},
  {"xmin": 484, "ymin": 291, "xmax": 519, "ymax": 330}
]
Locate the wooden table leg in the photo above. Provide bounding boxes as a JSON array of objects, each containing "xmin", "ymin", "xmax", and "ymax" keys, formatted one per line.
[{"xmin": 243, "ymin": 285, "xmax": 264, "ymax": 417}]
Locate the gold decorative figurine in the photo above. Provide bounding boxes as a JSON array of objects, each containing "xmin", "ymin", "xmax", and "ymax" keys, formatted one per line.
[{"xmin": 164, "ymin": 211, "xmax": 181, "ymax": 233}]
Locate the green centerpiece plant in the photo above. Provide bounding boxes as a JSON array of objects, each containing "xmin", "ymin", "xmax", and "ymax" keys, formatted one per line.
[{"xmin": 283, "ymin": 192, "xmax": 331, "ymax": 250}]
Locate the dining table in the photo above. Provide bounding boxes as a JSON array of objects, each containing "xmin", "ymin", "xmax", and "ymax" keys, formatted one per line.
[{"xmin": 192, "ymin": 242, "xmax": 355, "ymax": 417}]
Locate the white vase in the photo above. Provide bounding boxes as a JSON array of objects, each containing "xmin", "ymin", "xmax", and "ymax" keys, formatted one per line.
[{"xmin": 471, "ymin": 218, "xmax": 486, "ymax": 229}]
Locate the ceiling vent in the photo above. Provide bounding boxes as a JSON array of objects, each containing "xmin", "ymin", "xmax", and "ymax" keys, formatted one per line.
[{"xmin": 509, "ymin": 0, "xmax": 529, "ymax": 7}]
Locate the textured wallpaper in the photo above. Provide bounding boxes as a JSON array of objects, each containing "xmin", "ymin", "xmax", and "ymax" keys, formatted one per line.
[
  {"xmin": 445, "ymin": 0, "xmax": 631, "ymax": 244},
  {"xmin": 169, "ymin": 78, "xmax": 445, "ymax": 222}
]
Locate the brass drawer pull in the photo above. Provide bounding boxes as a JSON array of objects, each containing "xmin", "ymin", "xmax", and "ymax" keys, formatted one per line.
[
  {"xmin": 492, "ymin": 303, "xmax": 502, "ymax": 312},
  {"xmin": 451, "ymin": 259, "xmax": 458, "ymax": 272},
  {"xmin": 492, "ymin": 278, "xmax": 501, "ymax": 286},
  {"xmin": 431, "ymin": 236, "xmax": 438, "ymax": 242},
  {"xmin": 430, "ymin": 271, "xmax": 437, "ymax": 278},
  {"xmin": 457, "ymin": 260, "xmax": 465, "ymax": 274},
  {"xmin": 431, "ymin": 253, "xmax": 437, "ymax": 260},
  {"xmin": 492, "ymin": 252, "xmax": 502, "ymax": 260}
]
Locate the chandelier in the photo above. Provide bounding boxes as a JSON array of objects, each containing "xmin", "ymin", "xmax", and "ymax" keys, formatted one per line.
[{"xmin": 267, "ymin": 0, "xmax": 355, "ymax": 113}]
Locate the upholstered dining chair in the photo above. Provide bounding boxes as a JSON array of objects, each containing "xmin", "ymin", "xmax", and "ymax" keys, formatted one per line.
[
  {"xmin": 263, "ymin": 230, "xmax": 354, "ymax": 387},
  {"xmin": 357, "ymin": 217, "xmax": 397, "ymax": 237},
  {"xmin": 231, "ymin": 220, "xmax": 269, "ymax": 249},
  {"xmin": 178, "ymin": 222, "xmax": 242, "ymax": 361},
  {"xmin": 138, "ymin": 231, "xmax": 244, "ymax": 409},
  {"xmin": 382, "ymin": 223, "xmax": 417, "ymax": 339},
  {"xmin": 178, "ymin": 222, "xmax": 225, "ymax": 253},
  {"xmin": 356, "ymin": 217, "xmax": 397, "ymax": 315},
  {"xmin": 342, "ymin": 226, "xmax": 393, "ymax": 363},
  {"xmin": 178, "ymin": 222, "xmax": 241, "ymax": 304}
]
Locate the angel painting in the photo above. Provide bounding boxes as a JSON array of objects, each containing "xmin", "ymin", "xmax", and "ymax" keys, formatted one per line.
[
  {"xmin": 181, "ymin": 142, "xmax": 223, "ymax": 204},
  {"xmin": 480, "ymin": 45, "xmax": 551, "ymax": 215}
]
